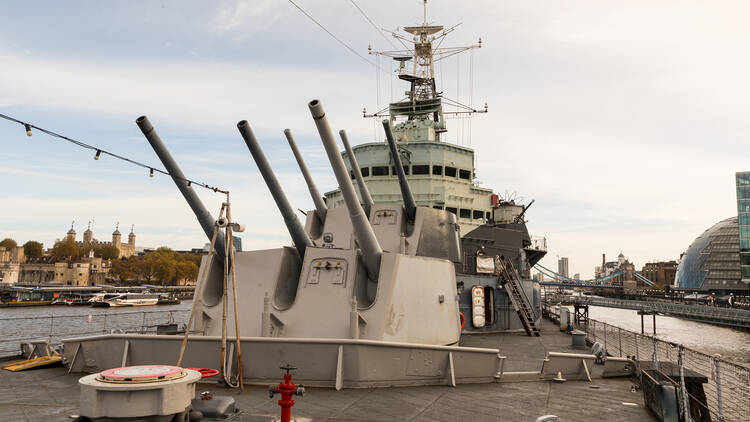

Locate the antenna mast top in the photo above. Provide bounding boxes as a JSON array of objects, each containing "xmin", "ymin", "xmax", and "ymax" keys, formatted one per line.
[{"xmin": 365, "ymin": 1, "xmax": 486, "ymax": 141}]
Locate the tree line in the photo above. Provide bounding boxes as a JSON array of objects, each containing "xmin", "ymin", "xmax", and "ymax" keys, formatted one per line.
[{"xmin": 109, "ymin": 247, "xmax": 201, "ymax": 285}]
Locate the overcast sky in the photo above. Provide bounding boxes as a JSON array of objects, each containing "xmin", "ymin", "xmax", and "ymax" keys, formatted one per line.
[{"xmin": 1, "ymin": 0, "xmax": 747, "ymax": 278}]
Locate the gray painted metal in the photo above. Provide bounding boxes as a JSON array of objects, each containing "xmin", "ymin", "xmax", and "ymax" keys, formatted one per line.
[
  {"xmin": 238, "ymin": 120, "xmax": 313, "ymax": 259},
  {"xmin": 135, "ymin": 116, "xmax": 226, "ymax": 258},
  {"xmin": 64, "ymin": 334, "xmax": 504, "ymax": 388},
  {"xmin": 284, "ymin": 128, "xmax": 328, "ymax": 222},
  {"xmin": 339, "ymin": 129, "xmax": 374, "ymax": 215},
  {"xmin": 382, "ymin": 120, "xmax": 417, "ymax": 221},
  {"xmin": 78, "ymin": 368, "xmax": 201, "ymax": 420},
  {"xmin": 309, "ymin": 99, "xmax": 383, "ymax": 281}
]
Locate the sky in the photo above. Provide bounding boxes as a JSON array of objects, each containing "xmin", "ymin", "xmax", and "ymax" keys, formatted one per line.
[{"xmin": 1, "ymin": 0, "xmax": 748, "ymax": 278}]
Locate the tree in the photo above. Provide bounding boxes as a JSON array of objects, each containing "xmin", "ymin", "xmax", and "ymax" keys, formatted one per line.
[
  {"xmin": 174, "ymin": 260, "xmax": 199, "ymax": 285},
  {"xmin": 51, "ymin": 238, "xmax": 81, "ymax": 261},
  {"xmin": 98, "ymin": 244, "xmax": 120, "ymax": 260},
  {"xmin": 110, "ymin": 258, "xmax": 138, "ymax": 285},
  {"xmin": 22, "ymin": 241, "xmax": 43, "ymax": 258},
  {"xmin": 0, "ymin": 238, "xmax": 17, "ymax": 249}
]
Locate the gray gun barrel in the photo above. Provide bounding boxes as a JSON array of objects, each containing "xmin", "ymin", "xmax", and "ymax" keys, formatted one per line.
[
  {"xmin": 135, "ymin": 116, "xmax": 226, "ymax": 258},
  {"xmin": 237, "ymin": 120, "xmax": 313, "ymax": 259},
  {"xmin": 339, "ymin": 129, "xmax": 374, "ymax": 216},
  {"xmin": 308, "ymin": 100, "xmax": 382, "ymax": 281},
  {"xmin": 382, "ymin": 120, "xmax": 417, "ymax": 221},
  {"xmin": 284, "ymin": 129, "xmax": 327, "ymax": 222}
]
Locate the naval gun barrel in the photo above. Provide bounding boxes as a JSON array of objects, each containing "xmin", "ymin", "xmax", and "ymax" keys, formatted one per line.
[
  {"xmin": 237, "ymin": 121, "xmax": 313, "ymax": 260},
  {"xmin": 135, "ymin": 116, "xmax": 226, "ymax": 258},
  {"xmin": 382, "ymin": 120, "xmax": 417, "ymax": 221},
  {"xmin": 284, "ymin": 129, "xmax": 327, "ymax": 222},
  {"xmin": 339, "ymin": 130, "xmax": 374, "ymax": 216},
  {"xmin": 308, "ymin": 100, "xmax": 382, "ymax": 281}
]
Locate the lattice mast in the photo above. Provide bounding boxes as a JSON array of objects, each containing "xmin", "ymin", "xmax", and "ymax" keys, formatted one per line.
[{"xmin": 365, "ymin": 0, "xmax": 486, "ymax": 142}]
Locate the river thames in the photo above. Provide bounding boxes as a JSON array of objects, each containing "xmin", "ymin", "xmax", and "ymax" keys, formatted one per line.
[{"xmin": 1, "ymin": 301, "xmax": 748, "ymax": 367}]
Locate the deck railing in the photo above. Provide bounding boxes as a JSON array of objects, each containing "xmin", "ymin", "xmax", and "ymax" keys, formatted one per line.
[
  {"xmin": 0, "ymin": 309, "xmax": 190, "ymax": 358},
  {"xmin": 543, "ymin": 302, "xmax": 750, "ymax": 422}
]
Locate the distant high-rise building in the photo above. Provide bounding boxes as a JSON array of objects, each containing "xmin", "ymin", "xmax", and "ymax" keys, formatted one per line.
[
  {"xmin": 737, "ymin": 171, "xmax": 750, "ymax": 282},
  {"xmin": 558, "ymin": 257, "xmax": 569, "ymax": 278}
]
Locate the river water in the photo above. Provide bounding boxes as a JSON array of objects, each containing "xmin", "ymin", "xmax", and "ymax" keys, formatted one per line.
[
  {"xmin": 573, "ymin": 305, "xmax": 750, "ymax": 366},
  {"xmin": 0, "ymin": 301, "xmax": 192, "ymax": 358}
]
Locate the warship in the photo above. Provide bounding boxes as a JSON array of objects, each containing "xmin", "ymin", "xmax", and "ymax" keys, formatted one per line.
[{"xmin": 1, "ymin": 3, "xmax": 659, "ymax": 421}]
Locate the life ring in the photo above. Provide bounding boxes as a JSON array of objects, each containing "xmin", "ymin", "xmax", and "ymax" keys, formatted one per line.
[
  {"xmin": 188, "ymin": 368, "xmax": 220, "ymax": 378},
  {"xmin": 459, "ymin": 312, "xmax": 465, "ymax": 329}
]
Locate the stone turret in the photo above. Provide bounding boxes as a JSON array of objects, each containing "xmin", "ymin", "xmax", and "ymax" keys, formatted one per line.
[
  {"xmin": 128, "ymin": 225, "xmax": 136, "ymax": 246},
  {"xmin": 83, "ymin": 221, "xmax": 93, "ymax": 243},
  {"xmin": 112, "ymin": 223, "xmax": 121, "ymax": 250},
  {"xmin": 66, "ymin": 221, "xmax": 76, "ymax": 241}
]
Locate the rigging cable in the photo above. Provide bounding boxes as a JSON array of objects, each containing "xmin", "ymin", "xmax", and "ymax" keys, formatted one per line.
[
  {"xmin": 0, "ymin": 112, "xmax": 228, "ymax": 195},
  {"xmin": 347, "ymin": 0, "xmax": 399, "ymax": 50},
  {"xmin": 287, "ymin": 0, "xmax": 390, "ymax": 75}
]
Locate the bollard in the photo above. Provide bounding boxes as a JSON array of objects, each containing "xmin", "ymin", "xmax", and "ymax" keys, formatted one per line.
[{"xmin": 269, "ymin": 364, "xmax": 305, "ymax": 422}]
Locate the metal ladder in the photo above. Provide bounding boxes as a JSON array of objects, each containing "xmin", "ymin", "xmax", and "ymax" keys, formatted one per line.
[{"xmin": 498, "ymin": 257, "xmax": 540, "ymax": 337}]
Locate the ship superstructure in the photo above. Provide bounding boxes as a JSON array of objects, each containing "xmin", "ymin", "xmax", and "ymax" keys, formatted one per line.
[{"xmin": 324, "ymin": 3, "xmax": 493, "ymax": 236}]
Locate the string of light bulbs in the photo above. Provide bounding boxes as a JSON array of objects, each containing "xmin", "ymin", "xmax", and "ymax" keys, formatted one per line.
[{"xmin": 0, "ymin": 112, "xmax": 229, "ymax": 195}]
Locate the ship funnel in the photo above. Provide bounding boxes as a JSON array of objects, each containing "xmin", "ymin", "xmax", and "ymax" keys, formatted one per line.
[
  {"xmin": 382, "ymin": 120, "xmax": 417, "ymax": 222},
  {"xmin": 237, "ymin": 121, "xmax": 313, "ymax": 260},
  {"xmin": 135, "ymin": 116, "xmax": 226, "ymax": 257},
  {"xmin": 283, "ymin": 129, "xmax": 327, "ymax": 222},
  {"xmin": 339, "ymin": 130, "xmax": 375, "ymax": 216},
  {"xmin": 308, "ymin": 100, "xmax": 382, "ymax": 281}
]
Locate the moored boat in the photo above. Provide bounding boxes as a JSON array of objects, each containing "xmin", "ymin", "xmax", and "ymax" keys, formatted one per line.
[{"xmin": 106, "ymin": 293, "xmax": 159, "ymax": 307}]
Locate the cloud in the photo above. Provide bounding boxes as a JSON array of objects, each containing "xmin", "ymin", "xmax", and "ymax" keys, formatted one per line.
[{"xmin": 2, "ymin": 0, "xmax": 749, "ymax": 278}]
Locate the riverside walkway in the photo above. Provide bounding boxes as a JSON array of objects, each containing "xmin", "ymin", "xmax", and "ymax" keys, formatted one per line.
[{"xmin": 572, "ymin": 296, "xmax": 750, "ymax": 329}]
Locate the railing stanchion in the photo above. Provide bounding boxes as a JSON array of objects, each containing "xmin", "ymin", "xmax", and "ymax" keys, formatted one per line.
[
  {"xmin": 714, "ymin": 357, "xmax": 724, "ymax": 421},
  {"xmin": 678, "ymin": 346, "xmax": 690, "ymax": 421},
  {"xmin": 635, "ymin": 332, "xmax": 640, "ymax": 361}
]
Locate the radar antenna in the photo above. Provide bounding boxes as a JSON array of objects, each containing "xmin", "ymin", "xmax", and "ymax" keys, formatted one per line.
[{"xmin": 364, "ymin": 0, "xmax": 486, "ymax": 142}]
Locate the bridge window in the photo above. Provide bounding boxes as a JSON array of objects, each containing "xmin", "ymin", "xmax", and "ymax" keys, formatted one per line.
[
  {"xmin": 432, "ymin": 165, "xmax": 443, "ymax": 175},
  {"xmin": 360, "ymin": 167, "xmax": 369, "ymax": 177},
  {"xmin": 412, "ymin": 165, "xmax": 429, "ymax": 175},
  {"xmin": 459, "ymin": 169, "xmax": 471, "ymax": 180},
  {"xmin": 349, "ymin": 170, "xmax": 355, "ymax": 180},
  {"xmin": 445, "ymin": 166, "xmax": 457, "ymax": 177},
  {"xmin": 433, "ymin": 205, "xmax": 444, "ymax": 210},
  {"xmin": 459, "ymin": 209, "xmax": 471, "ymax": 219},
  {"xmin": 372, "ymin": 166, "xmax": 389, "ymax": 176},
  {"xmin": 392, "ymin": 166, "xmax": 409, "ymax": 175},
  {"xmin": 486, "ymin": 211, "xmax": 491, "ymax": 220},
  {"xmin": 446, "ymin": 207, "xmax": 457, "ymax": 215},
  {"xmin": 473, "ymin": 210, "xmax": 484, "ymax": 220}
]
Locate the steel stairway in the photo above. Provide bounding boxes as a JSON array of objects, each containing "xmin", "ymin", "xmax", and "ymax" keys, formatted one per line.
[{"xmin": 498, "ymin": 257, "xmax": 540, "ymax": 337}]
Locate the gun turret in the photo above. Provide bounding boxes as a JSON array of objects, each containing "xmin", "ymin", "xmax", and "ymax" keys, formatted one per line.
[
  {"xmin": 339, "ymin": 130, "xmax": 374, "ymax": 216},
  {"xmin": 283, "ymin": 129, "xmax": 327, "ymax": 222},
  {"xmin": 382, "ymin": 120, "xmax": 417, "ymax": 222},
  {"xmin": 308, "ymin": 99, "xmax": 383, "ymax": 281},
  {"xmin": 237, "ymin": 121, "xmax": 313, "ymax": 260},
  {"xmin": 135, "ymin": 116, "xmax": 226, "ymax": 257}
]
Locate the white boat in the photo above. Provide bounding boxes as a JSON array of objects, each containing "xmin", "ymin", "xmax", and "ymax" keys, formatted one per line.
[{"xmin": 106, "ymin": 293, "xmax": 159, "ymax": 307}]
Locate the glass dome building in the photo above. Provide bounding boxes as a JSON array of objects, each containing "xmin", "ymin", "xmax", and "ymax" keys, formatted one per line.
[{"xmin": 675, "ymin": 217, "xmax": 745, "ymax": 292}]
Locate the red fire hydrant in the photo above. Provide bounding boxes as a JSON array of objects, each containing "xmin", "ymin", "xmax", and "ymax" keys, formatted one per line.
[{"xmin": 269, "ymin": 364, "xmax": 305, "ymax": 422}]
